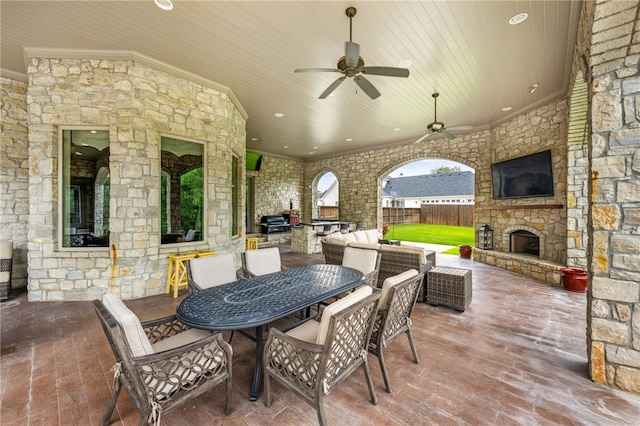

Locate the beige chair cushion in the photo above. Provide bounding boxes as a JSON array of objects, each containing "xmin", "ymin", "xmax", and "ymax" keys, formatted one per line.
[
  {"xmin": 316, "ymin": 286, "xmax": 373, "ymax": 345},
  {"xmin": 244, "ymin": 247, "xmax": 281, "ymax": 276},
  {"xmin": 380, "ymin": 244, "xmax": 427, "ymax": 265},
  {"xmin": 364, "ymin": 229, "xmax": 381, "ymax": 244},
  {"xmin": 102, "ymin": 293, "xmax": 154, "ymax": 357},
  {"xmin": 152, "ymin": 328, "xmax": 214, "ymax": 352},
  {"xmin": 379, "ymin": 269, "xmax": 419, "ymax": 308},
  {"xmin": 342, "ymin": 247, "xmax": 378, "ymax": 275},
  {"xmin": 286, "ymin": 319, "xmax": 321, "ymax": 343},
  {"xmin": 190, "ymin": 254, "xmax": 237, "ymax": 288}
]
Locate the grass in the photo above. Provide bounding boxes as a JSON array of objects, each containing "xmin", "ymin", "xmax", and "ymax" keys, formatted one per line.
[{"xmin": 383, "ymin": 224, "xmax": 475, "ymax": 255}]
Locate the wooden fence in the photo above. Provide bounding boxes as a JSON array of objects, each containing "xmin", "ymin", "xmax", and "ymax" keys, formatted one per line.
[{"xmin": 383, "ymin": 205, "xmax": 474, "ymax": 227}]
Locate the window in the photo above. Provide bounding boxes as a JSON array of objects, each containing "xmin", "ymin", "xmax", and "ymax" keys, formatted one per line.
[
  {"xmin": 59, "ymin": 128, "xmax": 110, "ymax": 248},
  {"xmin": 160, "ymin": 136, "xmax": 204, "ymax": 244}
]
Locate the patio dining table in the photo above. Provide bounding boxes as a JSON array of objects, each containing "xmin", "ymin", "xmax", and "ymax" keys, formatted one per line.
[{"xmin": 176, "ymin": 263, "xmax": 365, "ymax": 401}]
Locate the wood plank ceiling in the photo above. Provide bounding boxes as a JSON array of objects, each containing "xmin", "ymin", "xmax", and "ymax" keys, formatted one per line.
[{"xmin": 0, "ymin": 0, "xmax": 580, "ymax": 159}]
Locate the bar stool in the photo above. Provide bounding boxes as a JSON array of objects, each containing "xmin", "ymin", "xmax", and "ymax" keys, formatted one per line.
[
  {"xmin": 246, "ymin": 237, "xmax": 258, "ymax": 250},
  {"xmin": 166, "ymin": 250, "xmax": 216, "ymax": 298}
]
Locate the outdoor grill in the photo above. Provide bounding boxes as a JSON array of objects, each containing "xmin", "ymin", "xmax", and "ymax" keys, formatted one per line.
[{"xmin": 260, "ymin": 215, "xmax": 291, "ymax": 234}]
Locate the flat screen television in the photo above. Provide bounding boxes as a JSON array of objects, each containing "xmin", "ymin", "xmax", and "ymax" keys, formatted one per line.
[{"xmin": 491, "ymin": 150, "xmax": 554, "ymax": 199}]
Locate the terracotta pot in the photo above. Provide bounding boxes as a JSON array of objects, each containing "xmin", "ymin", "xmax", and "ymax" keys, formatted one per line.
[
  {"xmin": 459, "ymin": 245, "xmax": 472, "ymax": 259},
  {"xmin": 561, "ymin": 267, "xmax": 587, "ymax": 292}
]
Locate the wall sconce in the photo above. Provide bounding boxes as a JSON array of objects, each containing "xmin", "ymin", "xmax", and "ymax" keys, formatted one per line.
[{"xmin": 477, "ymin": 224, "xmax": 494, "ymax": 249}]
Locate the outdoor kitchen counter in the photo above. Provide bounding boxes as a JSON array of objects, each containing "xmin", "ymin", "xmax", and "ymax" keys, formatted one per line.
[{"xmin": 291, "ymin": 221, "xmax": 353, "ymax": 254}]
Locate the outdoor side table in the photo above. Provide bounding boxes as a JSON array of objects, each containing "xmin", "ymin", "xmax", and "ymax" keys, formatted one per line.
[
  {"xmin": 426, "ymin": 266, "xmax": 472, "ymax": 311},
  {"xmin": 165, "ymin": 250, "xmax": 216, "ymax": 298}
]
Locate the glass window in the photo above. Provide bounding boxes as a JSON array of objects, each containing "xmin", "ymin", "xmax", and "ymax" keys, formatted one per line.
[
  {"xmin": 59, "ymin": 128, "xmax": 110, "ymax": 248},
  {"xmin": 160, "ymin": 136, "xmax": 204, "ymax": 244}
]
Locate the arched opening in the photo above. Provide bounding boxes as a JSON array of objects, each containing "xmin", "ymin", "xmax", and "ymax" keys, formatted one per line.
[{"xmin": 314, "ymin": 171, "xmax": 338, "ymax": 220}]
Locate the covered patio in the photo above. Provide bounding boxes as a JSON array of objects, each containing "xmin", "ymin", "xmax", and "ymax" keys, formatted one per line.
[{"xmin": 2, "ymin": 248, "xmax": 639, "ymax": 425}]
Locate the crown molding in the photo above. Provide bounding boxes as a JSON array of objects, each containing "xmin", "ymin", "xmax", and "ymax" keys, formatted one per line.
[{"xmin": 22, "ymin": 47, "xmax": 248, "ymax": 120}]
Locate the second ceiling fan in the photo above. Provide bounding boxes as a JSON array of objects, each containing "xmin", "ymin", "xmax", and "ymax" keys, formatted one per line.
[
  {"xmin": 415, "ymin": 92, "xmax": 472, "ymax": 143},
  {"xmin": 295, "ymin": 7, "xmax": 409, "ymax": 99}
]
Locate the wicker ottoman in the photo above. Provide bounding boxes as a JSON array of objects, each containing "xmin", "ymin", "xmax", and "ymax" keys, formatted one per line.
[{"xmin": 426, "ymin": 266, "xmax": 472, "ymax": 311}]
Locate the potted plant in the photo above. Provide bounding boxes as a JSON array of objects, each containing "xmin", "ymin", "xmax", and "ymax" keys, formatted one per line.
[
  {"xmin": 560, "ymin": 267, "xmax": 587, "ymax": 292},
  {"xmin": 459, "ymin": 245, "xmax": 472, "ymax": 259}
]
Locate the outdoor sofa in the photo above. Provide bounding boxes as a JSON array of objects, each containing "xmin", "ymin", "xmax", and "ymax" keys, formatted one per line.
[{"xmin": 321, "ymin": 229, "xmax": 435, "ymax": 299}]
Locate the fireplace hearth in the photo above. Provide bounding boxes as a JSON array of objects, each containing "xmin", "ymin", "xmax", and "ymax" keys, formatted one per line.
[{"xmin": 510, "ymin": 230, "xmax": 539, "ymax": 256}]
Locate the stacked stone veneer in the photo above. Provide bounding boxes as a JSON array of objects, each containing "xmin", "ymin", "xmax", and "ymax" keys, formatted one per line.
[
  {"xmin": 248, "ymin": 154, "xmax": 303, "ymax": 238},
  {"xmin": 586, "ymin": 0, "xmax": 640, "ymax": 395},
  {"xmin": 24, "ymin": 57, "xmax": 246, "ymax": 301},
  {"xmin": 0, "ymin": 77, "xmax": 29, "ymax": 289}
]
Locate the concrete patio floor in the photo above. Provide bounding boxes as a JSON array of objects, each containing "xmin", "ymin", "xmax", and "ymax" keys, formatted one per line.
[{"xmin": 1, "ymin": 246, "xmax": 639, "ymax": 425}]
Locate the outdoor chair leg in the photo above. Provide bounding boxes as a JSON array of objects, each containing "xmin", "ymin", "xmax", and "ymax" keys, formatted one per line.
[
  {"xmin": 377, "ymin": 349, "xmax": 393, "ymax": 393},
  {"xmin": 102, "ymin": 377, "xmax": 122, "ymax": 426},
  {"xmin": 406, "ymin": 329, "xmax": 419, "ymax": 364},
  {"xmin": 363, "ymin": 360, "xmax": 379, "ymax": 404}
]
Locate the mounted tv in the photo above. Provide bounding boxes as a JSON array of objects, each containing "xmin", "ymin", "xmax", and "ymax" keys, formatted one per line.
[{"xmin": 491, "ymin": 150, "xmax": 554, "ymax": 199}]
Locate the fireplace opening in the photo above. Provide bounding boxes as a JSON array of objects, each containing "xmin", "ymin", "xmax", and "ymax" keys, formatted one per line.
[{"xmin": 510, "ymin": 230, "xmax": 539, "ymax": 256}]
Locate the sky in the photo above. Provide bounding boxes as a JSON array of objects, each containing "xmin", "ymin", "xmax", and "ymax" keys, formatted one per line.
[{"xmin": 317, "ymin": 159, "xmax": 473, "ymax": 192}]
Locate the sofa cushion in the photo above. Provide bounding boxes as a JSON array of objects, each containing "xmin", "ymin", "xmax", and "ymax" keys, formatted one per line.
[
  {"xmin": 325, "ymin": 236, "xmax": 348, "ymax": 246},
  {"xmin": 347, "ymin": 241, "xmax": 381, "ymax": 250},
  {"xmin": 286, "ymin": 319, "xmax": 320, "ymax": 343},
  {"xmin": 379, "ymin": 244, "xmax": 427, "ymax": 265},
  {"xmin": 364, "ymin": 229, "xmax": 381, "ymax": 244},
  {"xmin": 342, "ymin": 232, "xmax": 357, "ymax": 242},
  {"xmin": 352, "ymin": 230, "xmax": 368, "ymax": 242}
]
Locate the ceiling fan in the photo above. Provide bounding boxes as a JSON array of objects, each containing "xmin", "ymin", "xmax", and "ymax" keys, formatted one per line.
[
  {"xmin": 414, "ymin": 92, "xmax": 472, "ymax": 143},
  {"xmin": 294, "ymin": 7, "xmax": 409, "ymax": 99}
]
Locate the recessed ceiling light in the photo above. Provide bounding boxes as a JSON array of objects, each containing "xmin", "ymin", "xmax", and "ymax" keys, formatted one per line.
[
  {"xmin": 309, "ymin": 152, "xmax": 314, "ymax": 154},
  {"xmin": 274, "ymin": 112, "xmax": 284, "ymax": 118},
  {"xmin": 154, "ymin": 0, "xmax": 173, "ymax": 11},
  {"xmin": 509, "ymin": 12, "xmax": 528, "ymax": 25},
  {"xmin": 399, "ymin": 59, "xmax": 412, "ymax": 68},
  {"xmin": 89, "ymin": 130, "xmax": 97, "ymax": 134},
  {"xmin": 313, "ymin": 146, "xmax": 318, "ymax": 149},
  {"xmin": 251, "ymin": 137, "xmax": 258, "ymax": 141},
  {"xmin": 346, "ymin": 138, "xmax": 352, "ymax": 142},
  {"xmin": 502, "ymin": 106, "xmax": 513, "ymax": 112},
  {"xmin": 393, "ymin": 127, "xmax": 400, "ymax": 131},
  {"xmin": 283, "ymin": 145, "xmax": 289, "ymax": 149},
  {"xmin": 529, "ymin": 83, "xmax": 539, "ymax": 93}
]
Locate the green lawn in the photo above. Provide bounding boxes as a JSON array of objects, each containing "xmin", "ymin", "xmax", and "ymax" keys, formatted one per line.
[{"xmin": 384, "ymin": 224, "xmax": 475, "ymax": 255}]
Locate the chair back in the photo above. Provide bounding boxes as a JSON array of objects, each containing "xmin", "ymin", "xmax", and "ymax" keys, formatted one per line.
[
  {"xmin": 342, "ymin": 246, "xmax": 381, "ymax": 287},
  {"xmin": 242, "ymin": 247, "xmax": 282, "ymax": 277},
  {"xmin": 373, "ymin": 270, "xmax": 424, "ymax": 346},
  {"xmin": 355, "ymin": 222, "xmax": 363, "ymax": 231},
  {"xmin": 339, "ymin": 222, "xmax": 350, "ymax": 233},
  {"xmin": 187, "ymin": 254, "xmax": 237, "ymax": 292},
  {"xmin": 321, "ymin": 287, "xmax": 381, "ymax": 393}
]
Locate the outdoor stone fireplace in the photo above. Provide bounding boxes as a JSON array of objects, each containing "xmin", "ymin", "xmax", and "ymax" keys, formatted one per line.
[{"xmin": 510, "ymin": 230, "xmax": 539, "ymax": 257}]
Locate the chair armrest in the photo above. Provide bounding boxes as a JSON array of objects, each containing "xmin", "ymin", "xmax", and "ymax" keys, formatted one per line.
[{"xmin": 141, "ymin": 315, "xmax": 190, "ymax": 344}]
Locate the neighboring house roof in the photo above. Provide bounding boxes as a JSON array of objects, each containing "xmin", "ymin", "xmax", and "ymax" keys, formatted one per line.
[{"xmin": 383, "ymin": 171, "xmax": 475, "ymax": 198}]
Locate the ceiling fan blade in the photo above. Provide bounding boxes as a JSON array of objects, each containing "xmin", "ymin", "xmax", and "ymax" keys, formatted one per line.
[
  {"xmin": 440, "ymin": 130, "xmax": 456, "ymax": 140},
  {"xmin": 361, "ymin": 66, "xmax": 409, "ymax": 78},
  {"xmin": 414, "ymin": 133, "xmax": 433, "ymax": 144},
  {"xmin": 345, "ymin": 41, "xmax": 359, "ymax": 68},
  {"xmin": 295, "ymin": 68, "xmax": 340, "ymax": 73},
  {"xmin": 354, "ymin": 75, "xmax": 381, "ymax": 99},
  {"xmin": 319, "ymin": 76, "xmax": 346, "ymax": 99},
  {"xmin": 445, "ymin": 125, "xmax": 473, "ymax": 131}
]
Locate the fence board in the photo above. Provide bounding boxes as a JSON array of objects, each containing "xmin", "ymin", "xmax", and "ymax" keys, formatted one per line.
[{"xmin": 382, "ymin": 205, "xmax": 474, "ymax": 227}]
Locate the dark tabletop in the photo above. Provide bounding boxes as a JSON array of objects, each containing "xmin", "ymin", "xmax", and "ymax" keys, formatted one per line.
[{"xmin": 176, "ymin": 264, "xmax": 364, "ymax": 330}]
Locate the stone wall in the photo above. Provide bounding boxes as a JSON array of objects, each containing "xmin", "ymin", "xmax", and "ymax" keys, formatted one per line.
[
  {"xmin": 248, "ymin": 154, "xmax": 304, "ymax": 234},
  {"xmin": 0, "ymin": 77, "xmax": 29, "ymax": 289},
  {"xmin": 25, "ymin": 57, "xmax": 246, "ymax": 301},
  {"xmin": 587, "ymin": 0, "xmax": 640, "ymax": 395}
]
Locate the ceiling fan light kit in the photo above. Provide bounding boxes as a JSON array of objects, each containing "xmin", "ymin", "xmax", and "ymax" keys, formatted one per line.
[
  {"xmin": 414, "ymin": 92, "xmax": 472, "ymax": 144},
  {"xmin": 295, "ymin": 7, "xmax": 410, "ymax": 100}
]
